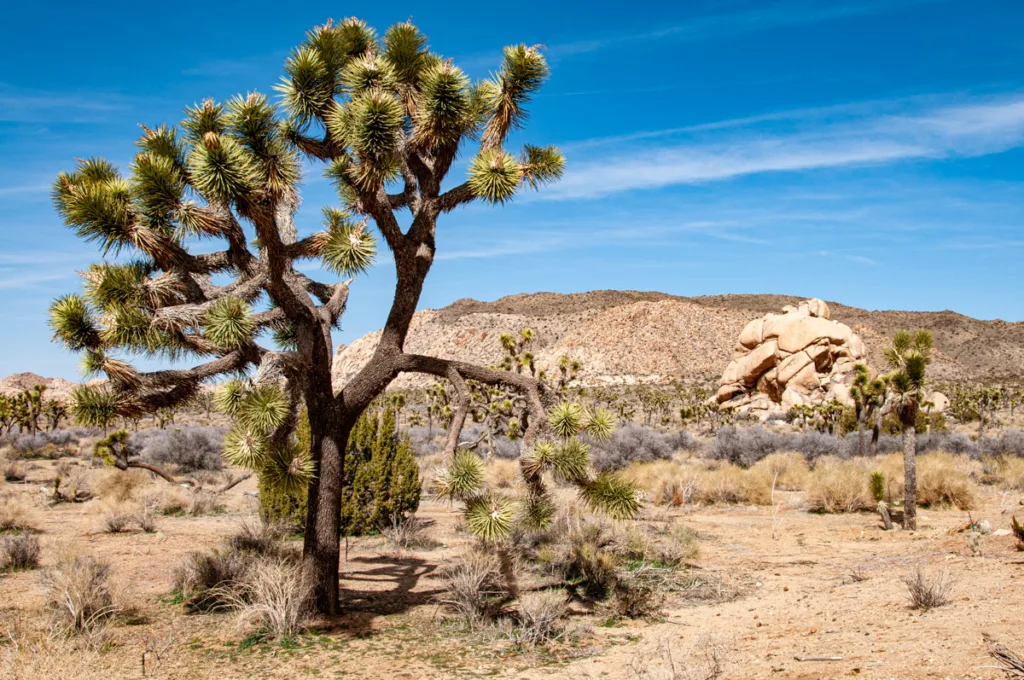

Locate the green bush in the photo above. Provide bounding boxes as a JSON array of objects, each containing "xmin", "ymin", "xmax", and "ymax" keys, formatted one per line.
[{"xmin": 260, "ymin": 407, "xmax": 421, "ymax": 536}]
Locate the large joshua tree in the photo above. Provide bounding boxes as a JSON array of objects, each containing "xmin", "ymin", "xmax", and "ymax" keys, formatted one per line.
[
  {"xmin": 884, "ymin": 329, "xmax": 933, "ymax": 531},
  {"xmin": 48, "ymin": 18, "xmax": 567, "ymax": 614}
]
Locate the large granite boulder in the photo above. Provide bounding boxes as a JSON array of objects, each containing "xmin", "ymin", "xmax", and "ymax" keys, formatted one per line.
[{"xmin": 717, "ymin": 299, "xmax": 867, "ymax": 416}]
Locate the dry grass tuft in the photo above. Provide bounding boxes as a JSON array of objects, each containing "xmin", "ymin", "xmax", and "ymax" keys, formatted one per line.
[
  {"xmin": 439, "ymin": 550, "xmax": 512, "ymax": 627},
  {"xmin": 229, "ymin": 557, "xmax": 313, "ymax": 640},
  {"xmin": 502, "ymin": 590, "xmax": 569, "ymax": 646},
  {"xmin": 806, "ymin": 457, "xmax": 872, "ymax": 513},
  {"xmin": 44, "ymin": 551, "xmax": 118, "ymax": 636},
  {"xmin": 0, "ymin": 494, "xmax": 36, "ymax": 533},
  {"xmin": 993, "ymin": 456, "xmax": 1024, "ymax": 491},
  {"xmin": 485, "ymin": 459, "xmax": 521, "ymax": 490},
  {"xmin": 878, "ymin": 452, "xmax": 977, "ymax": 509},
  {"xmin": 2, "ymin": 456, "xmax": 26, "ymax": 482},
  {"xmin": 229, "ymin": 516, "xmax": 284, "ymax": 556},
  {"xmin": 380, "ymin": 515, "xmax": 440, "ymax": 552},
  {"xmin": 172, "ymin": 548, "xmax": 248, "ymax": 610},
  {"xmin": 751, "ymin": 452, "xmax": 809, "ymax": 490},
  {"xmin": 903, "ymin": 566, "xmax": 955, "ymax": 611},
  {"xmin": 1, "ymin": 533, "xmax": 41, "ymax": 571},
  {"xmin": 99, "ymin": 503, "xmax": 135, "ymax": 533},
  {"xmin": 624, "ymin": 461, "xmax": 772, "ymax": 506},
  {"xmin": 93, "ymin": 468, "xmax": 150, "ymax": 502}
]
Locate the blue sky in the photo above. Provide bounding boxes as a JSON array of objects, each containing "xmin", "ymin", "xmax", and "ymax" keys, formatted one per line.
[{"xmin": 2, "ymin": 0, "xmax": 1023, "ymax": 380}]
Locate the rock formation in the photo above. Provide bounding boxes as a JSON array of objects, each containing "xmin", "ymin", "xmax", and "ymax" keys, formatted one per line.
[{"xmin": 716, "ymin": 299, "xmax": 866, "ymax": 415}]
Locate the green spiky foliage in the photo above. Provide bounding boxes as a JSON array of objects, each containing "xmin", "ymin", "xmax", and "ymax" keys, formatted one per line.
[
  {"xmin": 47, "ymin": 18, "xmax": 563, "ymax": 616},
  {"xmin": 884, "ymin": 329, "xmax": 933, "ymax": 531},
  {"xmin": 260, "ymin": 406, "xmax": 421, "ymax": 535},
  {"xmin": 435, "ymin": 331, "xmax": 638, "ymax": 542},
  {"xmin": 70, "ymin": 384, "xmax": 122, "ymax": 432},
  {"xmin": 850, "ymin": 363, "xmax": 888, "ymax": 456}
]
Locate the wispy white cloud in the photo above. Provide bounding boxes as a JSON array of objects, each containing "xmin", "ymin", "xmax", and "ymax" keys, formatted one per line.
[
  {"xmin": 0, "ymin": 84, "xmax": 132, "ymax": 123},
  {"xmin": 546, "ymin": 0, "xmax": 948, "ymax": 59},
  {"xmin": 545, "ymin": 95, "xmax": 1024, "ymax": 200}
]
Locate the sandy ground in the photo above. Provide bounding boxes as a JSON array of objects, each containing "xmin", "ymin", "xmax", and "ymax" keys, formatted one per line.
[{"xmin": 2, "ymin": 457, "xmax": 1023, "ymax": 680}]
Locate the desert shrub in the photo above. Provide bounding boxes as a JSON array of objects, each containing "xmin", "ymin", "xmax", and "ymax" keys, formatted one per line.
[
  {"xmin": 504, "ymin": 591, "xmax": 568, "ymax": 645},
  {"xmin": 869, "ymin": 471, "xmax": 886, "ymax": 502},
  {"xmin": 1, "ymin": 533, "xmax": 41, "ymax": 571},
  {"xmin": 188, "ymin": 490, "xmax": 223, "ymax": 516},
  {"xmin": 229, "ymin": 517, "xmax": 284, "ymax": 556},
  {"xmin": 787, "ymin": 431, "xmax": 842, "ymax": 461},
  {"xmin": 560, "ymin": 519, "xmax": 620, "ymax": 598},
  {"xmin": 44, "ymin": 552, "xmax": 116, "ymax": 634},
  {"xmin": 1012, "ymin": 516, "xmax": 1024, "ymax": 551},
  {"xmin": 439, "ymin": 550, "xmax": 511, "ymax": 627},
  {"xmin": 691, "ymin": 465, "xmax": 772, "ymax": 505},
  {"xmin": 591, "ymin": 424, "xmax": 675, "ymax": 472},
  {"xmin": 903, "ymin": 567, "xmax": 955, "ymax": 610},
  {"xmin": 979, "ymin": 429, "xmax": 1024, "ymax": 458},
  {"xmin": 230, "ymin": 557, "xmax": 313, "ymax": 640},
  {"xmin": 709, "ymin": 425, "xmax": 779, "ymax": 467},
  {"xmin": 2, "ymin": 456, "xmax": 26, "ymax": 482},
  {"xmin": 93, "ymin": 468, "xmax": 149, "ymax": 502},
  {"xmin": 664, "ymin": 430, "xmax": 702, "ymax": 454},
  {"xmin": 491, "ymin": 437, "xmax": 521, "ymax": 460},
  {"xmin": 628, "ymin": 633, "xmax": 727, "ymax": 680},
  {"xmin": 993, "ymin": 457, "xmax": 1024, "ymax": 490},
  {"xmin": 618, "ymin": 523, "xmax": 699, "ymax": 568},
  {"xmin": 136, "ymin": 508, "xmax": 158, "ymax": 533},
  {"xmin": 877, "ymin": 452, "xmax": 977, "ymax": 509},
  {"xmin": 380, "ymin": 515, "xmax": 440, "ymax": 552},
  {"xmin": 751, "ymin": 452, "xmax": 809, "ymax": 490},
  {"xmin": 486, "ymin": 459, "xmax": 521, "ymax": 490},
  {"xmin": 917, "ymin": 431, "xmax": 975, "ymax": 455},
  {"xmin": 405, "ymin": 425, "xmax": 436, "ymax": 457},
  {"xmin": 10, "ymin": 431, "xmax": 79, "ymax": 458},
  {"xmin": 0, "ymin": 495, "xmax": 36, "ymax": 533},
  {"xmin": 100, "ymin": 505, "xmax": 134, "ymax": 533},
  {"xmin": 172, "ymin": 548, "xmax": 249, "ymax": 610},
  {"xmin": 623, "ymin": 461, "xmax": 771, "ymax": 506},
  {"xmin": 132, "ymin": 426, "xmax": 225, "ymax": 472},
  {"xmin": 806, "ymin": 457, "xmax": 871, "ymax": 512},
  {"xmin": 613, "ymin": 571, "xmax": 665, "ymax": 620}
]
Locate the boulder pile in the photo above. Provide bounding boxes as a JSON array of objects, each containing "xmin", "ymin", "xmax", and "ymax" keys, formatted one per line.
[{"xmin": 716, "ymin": 298, "xmax": 866, "ymax": 415}]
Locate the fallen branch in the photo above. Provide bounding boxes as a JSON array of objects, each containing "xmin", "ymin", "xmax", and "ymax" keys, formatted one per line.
[
  {"xmin": 985, "ymin": 633, "xmax": 1024, "ymax": 679},
  {"xmin": 795, "ymin": 656, "xmax": 843, "ymax": 662}
]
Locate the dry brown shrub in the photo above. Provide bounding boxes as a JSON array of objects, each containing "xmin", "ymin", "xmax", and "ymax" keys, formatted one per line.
[
  {"xmin": 43, "ymin": 551, "xmax": 118, "ymax": 636},
  {"xmin": 92, "ymin": 468, "xmax": 149, "ymax": 502},
  {"xmin": 2, "ymin": 455, "xmax": 26, "ymax": 482},
  {"xmin": 628, "ymin": 633, "xmax": 728, "ymax": 680},
  {"xmin": 903, "ymin": 567, "xmax": 955, "ymax": 610},
  {"xmin": 624, "ymin": 461, "xmax": 771, "ymax": 506},
  {"xmin": 0, "ymin": 494, "xmax": 36, "ymax": 533},
  {"xmin": 690, "ymin": 465, "xmax": 771, "ymax": 505},
  {"xmin": 485, "ymin": 459, "xmax": 521, "ymax": 490},
  {"xmin": 98, "ymin": 502, "xmax": 135, "ymax": 533},
  {"xmin": 993, "ymin": 456, "xmax": 1024, "ymax": 491},
  {"xmin": 438, "ymin": 550, "xmax": 512, "ymax": 627},
  {"xmin": 1, "ymin": 533, "xmax": 41, "ymax": 571},
  {"xmin": 0, "ymin": 635, "xmax": 107, "ymax": 680},
  {"xmin": 501, "ymin": 590, "xmax": 569, "ymax": 646},
  {"xmin": 228, "ymin": 557, "xmax": 313, "ymax": 640},
  {"xmin": 751, "ymin": 451, "xmax": 809, "ymax": 490},
  {"xmin": 806, "ymin": 457, "xmax": 872, "ymax": 513},
  {"xmin": 878, "ymin": 452, "xmax": 977, "ymax": 509}
]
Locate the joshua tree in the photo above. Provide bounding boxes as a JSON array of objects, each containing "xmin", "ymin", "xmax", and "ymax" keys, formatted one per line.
[
  {"xmin": 0, "ymin": 396, "xmax": 13, "ymax": 435},
  {"xmin": 884, "ymin": 330, "xmax": 933, "ymax": 530},
  {"xmin": 48, "ymin": 18, "xmax": 568, "ymax": 614},
  {"xmin": 42, "ymin": 399, "xmax": 68, "ymax": 431},
  {"xmin": 849, "ymin": 363, "xmax": 886, "ymax": 456}
]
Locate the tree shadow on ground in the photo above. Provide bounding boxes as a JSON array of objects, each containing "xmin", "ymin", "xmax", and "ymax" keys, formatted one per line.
[{"xmin": 323, "ymin": 553, "xmax": 443, "ymax": 639}]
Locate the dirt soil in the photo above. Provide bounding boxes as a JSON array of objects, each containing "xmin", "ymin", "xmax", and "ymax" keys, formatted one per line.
[{"xmin": 2, "ymin": 458, "xmax": 1023, "ymax": 679}]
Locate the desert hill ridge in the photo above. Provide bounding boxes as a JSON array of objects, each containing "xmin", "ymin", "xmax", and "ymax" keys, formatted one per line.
[
  {"xmin": 332, "ymin": 290, "xmax": 1024, "ymax": 389},
  {"xmin": 6, "ymin": 291, "xmax": 1022, "ymax": 401}
]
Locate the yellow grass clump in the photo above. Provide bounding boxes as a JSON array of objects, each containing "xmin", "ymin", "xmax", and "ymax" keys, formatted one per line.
[
  {"xmin": 751, "ymin": 452, "xmax": 810, "ymax": 490},
  {"xmin": 622, "ymin": 460, "xmax": 772, "ymax": 506},
  {"xmin": 992, "ymin": 456, "xmax": 1024, "ymax": 490},
  {"xmin": 877, "ymin": 452, "xmax": 976, "ymax": 510},
  {"xmin": 93, "ymin": 468, "xmax": 151, "ymax": 502},
  {"xmin": 0, "ymin": 494, "xmax": 37, "ymax": 533},
  {"xmin": 806, "ymin": 457, "xmax": 872, "ymax": 513},
  {"xmin": 485, "ymin": 459, "xmax": 521, "ymax": 490}
]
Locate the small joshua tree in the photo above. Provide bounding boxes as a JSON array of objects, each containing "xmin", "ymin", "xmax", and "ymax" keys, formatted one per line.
[
  {"xmin": 884, "ymin": 330, "xmax": 933, "ymax": 530},
  {"xmin": 850, "ymin": 363, "xmax": 887, "ymax": 456},
  {"xmin": 48, "ymin": 18, "xmax": 565, "ymax": 614}
]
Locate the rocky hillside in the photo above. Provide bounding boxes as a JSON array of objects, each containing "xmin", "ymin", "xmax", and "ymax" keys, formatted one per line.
[
  {"xmin": 332, "ymin": 291, "xmax": 1024, "ymax": 389},
  {"xmin": 0, "ymin": 372, "xmax": 79, "ymax": 401}
]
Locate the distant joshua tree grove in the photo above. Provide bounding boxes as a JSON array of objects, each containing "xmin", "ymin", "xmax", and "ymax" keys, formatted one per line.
[{"xmin": 48, "ymin": 18, "xmax": 567, "ymax": 613}]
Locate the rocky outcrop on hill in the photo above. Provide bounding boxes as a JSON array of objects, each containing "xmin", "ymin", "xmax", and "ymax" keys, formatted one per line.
[
  {"xmin": 716, "ymin": 299, "xmax": 865, "ymax": 414},
  {"xmin": 0, "ymin": 372, "xmax": 78, "ymax": 402},
  {"xmin": 330, "ymin": 290, "xmax": 1024, "ymax": 393}
]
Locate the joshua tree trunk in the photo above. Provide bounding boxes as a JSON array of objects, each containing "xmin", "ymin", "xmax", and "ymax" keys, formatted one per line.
[
  {"xmin": 302, "ymin": 407, "xmax": 352, "ymax": 615},
  {"xmin": 902, "ymin": 417, "xmax": 917, "ymax": 530},
  {"xmin": 871, "ymin": 408, "xmax": 882, "ymax": 456}
]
